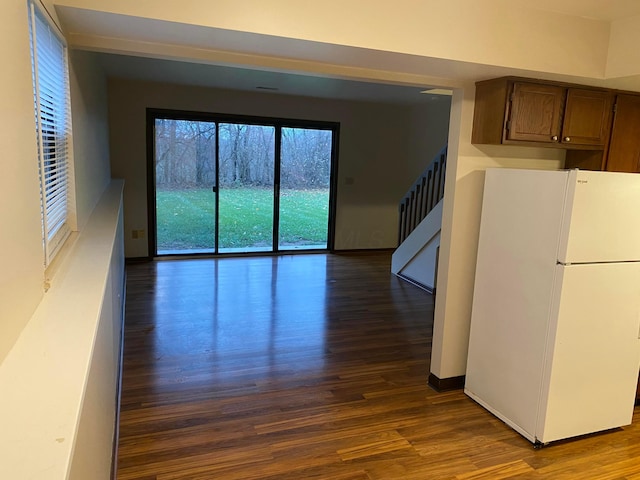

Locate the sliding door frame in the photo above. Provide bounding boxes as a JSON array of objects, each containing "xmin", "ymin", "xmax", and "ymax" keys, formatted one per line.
[{"xmin": 146, "ymin": 108, "xmax": 340, "ymax": 257}]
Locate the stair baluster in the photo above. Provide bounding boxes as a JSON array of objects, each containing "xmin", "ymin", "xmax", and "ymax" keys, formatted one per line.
[{"xmin": 397, "ymin": 146, "xmax": 447, "ymax": 245}]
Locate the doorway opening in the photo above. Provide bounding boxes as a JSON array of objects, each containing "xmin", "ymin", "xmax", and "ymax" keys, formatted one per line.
[{"xmin": 147, "ymin": 110, "xmax": 339, "ymax": 256}]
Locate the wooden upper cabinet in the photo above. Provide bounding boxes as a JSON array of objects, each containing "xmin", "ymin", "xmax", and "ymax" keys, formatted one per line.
[
  {"xmin": 506, "ymin": 82, "xmax": 565, "ymax": 143},
  {"xmin": 472, "ymin": 77, "xmax": 613, "ymax": 150},
  {"xmin": 605, "ymin": 94, "xmax": 640, "ymax": 173},
  {"xmin": 561, "ymin": 89, "xmax": 613, "ymax": 147}
]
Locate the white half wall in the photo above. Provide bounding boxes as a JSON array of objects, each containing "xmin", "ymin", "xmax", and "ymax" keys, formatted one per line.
[
  {"xmin": 68, "ymin": 195, "xmax": 124, "ymax": 479},
  {"xmin": 0, "ymin": 182, "xmax": 125, "ymax": 480}
]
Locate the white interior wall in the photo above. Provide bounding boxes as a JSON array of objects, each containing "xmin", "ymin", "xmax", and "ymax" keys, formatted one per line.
[
  {"xmin": 0, "ymin": 1, "xmax": 114, "ymax": 363},
  {"xmin": 406, "ymin": 98, "xmax": 451, "ymax": 180},
  {"xmin": 68, "ymin": 49, "xmax": 112, "ymax": 228},
  {"xmin": 0, "ymin": 10, "xmax": 119, "ymax": 479},
  {"xmin": 606, "ymin": 15, "xmax": 640, "ymax": 79},
  {"xmin": 0, "ymin": 0, "xmax": 48, "ymax": 363},
  {"xmin": 49, "ymin": 0, "xmax": 611, "ymax": 80},
  {"xmin": 431, "ymin": 85, "xmax": 565, "ymax": 379},
  {"xmin": 107, "ymin": 78, "xmax": 448, "ymax": 257}
]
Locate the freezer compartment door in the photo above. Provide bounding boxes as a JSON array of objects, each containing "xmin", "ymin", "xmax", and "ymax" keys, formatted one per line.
[
  {"xmin": 559, "ymin": 170, "xmax": 640, "ymax": 264},
  {"xmin": 537, "ymin": 262, "xmax": 640, "ymax": 443}
]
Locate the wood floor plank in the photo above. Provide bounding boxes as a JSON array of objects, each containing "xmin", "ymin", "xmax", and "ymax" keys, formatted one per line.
[
  {"xmin": 117, "ymin": 252, "xmax": 640, "ymax": 479},
  {"xmin": 455, "ymin": 460, "xmax": 535, "ymax": 479},
  {"xmin": 336, "ymin": 431, "xmax": 414, "ymax": 461}
]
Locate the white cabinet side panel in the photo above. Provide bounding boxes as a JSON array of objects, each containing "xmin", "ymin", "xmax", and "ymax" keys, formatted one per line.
[
  {"xmin": 465, "ymin": 168, "xmax": 568, "ymax": 437},
  {"xmin": 538, "ymin": 263, "xmax": 640, "ymax": 443}
]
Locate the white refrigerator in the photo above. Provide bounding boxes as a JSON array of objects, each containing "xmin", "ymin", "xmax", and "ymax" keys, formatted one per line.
[{"xmin": 465, "ymin": 168, "xmax": 640, "ymax": 446}]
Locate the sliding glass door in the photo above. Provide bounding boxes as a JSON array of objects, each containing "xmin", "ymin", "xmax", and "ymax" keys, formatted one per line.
[
  {"xmin": 218, "ymin": 123, "xmax": 275, "ymax": 253},
  {"xmin": 279, "ymin": 127, "xmax": 332, "ymax": 250},
  {"xmin": 150, "ymin": 111, "xmax": 337, "ymax": 256},
  {"xmin": 154, "ymin": 118, "xmax": 217, "ymax": 254}
]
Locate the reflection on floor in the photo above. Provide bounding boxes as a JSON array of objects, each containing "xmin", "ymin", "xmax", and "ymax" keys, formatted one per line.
[{"xmin": 117, "ymin": 252, "xmax": 640, "ymax": 480}]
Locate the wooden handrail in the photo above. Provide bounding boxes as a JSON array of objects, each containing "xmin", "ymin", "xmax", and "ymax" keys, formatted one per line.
[{"xmin": 398, "ymin": 146, "xmax": 447, "ymax": 245}]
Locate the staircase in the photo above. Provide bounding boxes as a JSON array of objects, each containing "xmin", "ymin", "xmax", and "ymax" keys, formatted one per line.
[{"xmin": 392, "ymin": 146, "xmax": 447, "ymax": 293}]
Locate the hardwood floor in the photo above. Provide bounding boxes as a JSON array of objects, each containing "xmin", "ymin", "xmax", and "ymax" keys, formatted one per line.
[{"xmin": 117, "ymin": 252, "xmax": 640, "ymax": 480}]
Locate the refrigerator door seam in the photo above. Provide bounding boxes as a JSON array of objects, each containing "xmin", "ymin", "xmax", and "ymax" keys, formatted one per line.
[{"xmin": 558, "ymin": 260, "xmax": 640, "ymax": 266}]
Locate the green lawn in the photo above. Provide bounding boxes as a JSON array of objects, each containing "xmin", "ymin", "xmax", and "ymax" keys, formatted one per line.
[{"xmin": 156, "ymin": 187, "xmax": 329, "ymax": 252}]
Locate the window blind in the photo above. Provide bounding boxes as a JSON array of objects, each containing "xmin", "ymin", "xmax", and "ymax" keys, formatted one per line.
[{"xmin": 28, "ymin": 2, "xmax": 71, "ymax": 266}]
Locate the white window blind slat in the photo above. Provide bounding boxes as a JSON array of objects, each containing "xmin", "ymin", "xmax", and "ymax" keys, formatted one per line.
[
  {"xmin": 46, "ymin": 185, "xmax": 68, "ymax": 206},
  {"xmin": 46, "ymin": 190, "xmax": 67, "ymax": 212},
  {"xmin": 29, "ymin": 1, "xmax": 72, "ymax": 267},
  {"xmin": 43, "ymin": 169, "xmax": 69, "ymax": 187},
  {"xmin": 47, "ymin": 196, "xmax": 67, "ymax": 213},
  {"xmin": 47, "ymin": 208, "xmax": 67, "ymax": 234},
  {"xmin": 46, "ymin": 197, "xmax": 67, "ymax": 217}
]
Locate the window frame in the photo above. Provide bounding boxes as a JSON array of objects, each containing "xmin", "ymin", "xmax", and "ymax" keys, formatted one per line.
[{"xmin": 28, "ymin": 0, "xmax": 73, "ymax": 267}]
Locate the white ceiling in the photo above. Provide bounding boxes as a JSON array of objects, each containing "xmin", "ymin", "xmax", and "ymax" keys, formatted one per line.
[{"xmin": 94, "ymin": 52, "xmax": 452, "ymax": 106}]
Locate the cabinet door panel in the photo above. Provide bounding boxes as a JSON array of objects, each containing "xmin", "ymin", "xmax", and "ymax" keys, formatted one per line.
[
  {"xmin": 606, "ymin": 95, "xmax": 640, "ymax": 173},
  {"xmin": 506, "ymin": 82, "xmax": 564, "ymax": 143},
  {"xmin": 561, "ymin": 89, "xmax": 612, "ymax": 147}
]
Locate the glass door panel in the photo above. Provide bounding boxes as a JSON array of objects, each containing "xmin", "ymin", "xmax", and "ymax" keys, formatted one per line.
[
  {"xmin": 279, "ymin": 127, "xmax": 332, "ymax": 250},
  {"xmin": 218, "ymin": 123, "xmax": 275, "ymax": 253},
  {"xmin": 155, "ymin": 118, "xmax": 217, "ymax": 254},
  {"xmin": 152, "ymin": 113, "xmax": 336, "ymax": 256}
]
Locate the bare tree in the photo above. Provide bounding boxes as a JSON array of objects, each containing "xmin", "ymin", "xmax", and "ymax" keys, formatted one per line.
[{"xmin": 156, "ymin": 120, "xmax": 332, "ymax": 190}]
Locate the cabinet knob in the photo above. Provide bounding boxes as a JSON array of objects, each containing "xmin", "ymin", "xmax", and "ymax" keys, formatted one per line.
[
  {"xmin": 564, "ymin": 136, "xmax": 571, "ymax": 142},
  {"xmin": 551, "ymin": 135, "xmax": 558, "ymax": 141}
]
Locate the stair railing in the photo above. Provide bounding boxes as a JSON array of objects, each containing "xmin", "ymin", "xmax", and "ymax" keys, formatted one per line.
[{"xmin": 398, "ymin": 146, "xmax": 447, "ymax": 245}]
